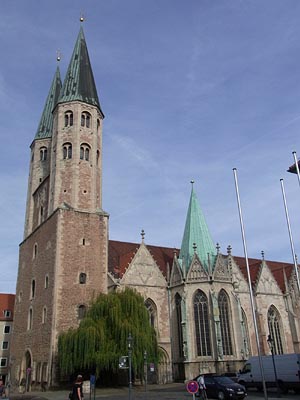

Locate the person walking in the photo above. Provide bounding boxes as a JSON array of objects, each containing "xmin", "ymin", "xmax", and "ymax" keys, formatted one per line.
[
  {"xmin": 197, "ymin": 374, "xmax": 207, "ymax": 400},
  {"xmin": 71, "ymin": 375, "xmax": 84, "ymax": 400}
]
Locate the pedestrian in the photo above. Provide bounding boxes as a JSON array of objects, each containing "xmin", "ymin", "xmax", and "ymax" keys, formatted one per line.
[
  {"xmin": 197, "ymin": 374, "xmax": 207, "ymax": 400},
  {"xmin": 71, "ymin": 375, "xmax": 84, "ymax": 400},
  {"xmin": 0, "ymin": 380, "xmax": 6, "ymax": 398}
]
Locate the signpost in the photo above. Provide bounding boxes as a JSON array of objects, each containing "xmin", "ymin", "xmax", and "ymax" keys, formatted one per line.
[{"xmin": 186, "ymin": 380, "xmax": 199, "ymax": 400}]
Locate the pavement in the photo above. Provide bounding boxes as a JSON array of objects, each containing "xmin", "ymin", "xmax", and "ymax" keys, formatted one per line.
[{"xmin": 6, "ymin": 384, "xmax": 299, "ymax": 400}]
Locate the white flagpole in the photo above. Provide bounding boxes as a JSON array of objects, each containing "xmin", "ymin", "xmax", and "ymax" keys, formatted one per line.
[
  {"xmin": 280, "ymin": 178, "xmax": 300, "ymax": 293},
  {"xmin": 292, "ymin": 151, "xmax": 300, "ymax": 188},
  {"xmin": 233, "ymin": 168, "xmax": 268, "ymax": 400}
]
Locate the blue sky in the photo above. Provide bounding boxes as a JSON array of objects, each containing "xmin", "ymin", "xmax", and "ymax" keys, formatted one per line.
[{"xmin": 1, "ymin": 0, "xmax": 300, "ymax": 293}]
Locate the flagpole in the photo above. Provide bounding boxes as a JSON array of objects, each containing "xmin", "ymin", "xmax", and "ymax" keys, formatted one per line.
[
  {"xmin": 280, "ymin": 178, "xmax": 300, "ymax": 293},
  {"xmin": 233, "ymin": 168, "xmax": 268, "ymax": 400},
  {"xmin": 292, "ymin": 151, "xmax": 300, "ymax": 188}
]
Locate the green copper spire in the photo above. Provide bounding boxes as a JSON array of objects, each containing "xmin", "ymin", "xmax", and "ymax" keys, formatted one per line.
[
  {"xmin": 35, "ymin": 67, "xmax": 62, "ymax": 139},
  {"xmin": 58, "ymin": 27, "xmax": 103, "ymax": 114},
  {"xmin": 179, "ymin": 182, "xmax": 217, "ymax": 271}
]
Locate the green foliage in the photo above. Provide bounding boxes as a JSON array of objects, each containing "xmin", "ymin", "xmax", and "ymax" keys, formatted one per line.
[{"xmin": 58, "ymin": 288, "xmax": 159, "ymax": 379}]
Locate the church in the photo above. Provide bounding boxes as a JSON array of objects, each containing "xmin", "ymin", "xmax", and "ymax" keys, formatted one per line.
[{"xmin": 10, "ymin": 26, "xmax": 300, "ymax": 390}]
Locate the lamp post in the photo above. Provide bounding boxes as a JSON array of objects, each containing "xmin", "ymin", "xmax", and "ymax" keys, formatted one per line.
[
  {"xmin": 144, "ymin": 350, "xmax": 147, "ymax": 399},
  {"xmin": 267, "ymin": 334, "xmax": 281, "ymax": 397},
  {"xmin": 127, "ymin": 333, "xmax": 133, "ymax": 400}
]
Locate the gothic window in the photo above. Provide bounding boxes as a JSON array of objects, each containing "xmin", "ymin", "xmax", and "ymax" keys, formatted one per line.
[
  {"xmin": 64, "ymin": 111, "xmax": 73, "ymax": 127},
  {"xmin": 81, "ymin": 112, "xmax": 91, "ymax": 128},
  {"xmin": 194, "ymin": 290, "xmax": 212, "ymax": 356},
  {"xmin": 40, "ymin": 147, "xmax": 47, "ymax": 161},
  {"xmin": 267, "ymin": 306, "xmax": 284, "ymax": 354},
  {"xmin": 63, "ymin": 143, "xmax": 72, "ymax": 159},
  {"xmin": 42, "ymin": 306, "xmax": 47, "ymax": 324},
  {"xmin": 45, "ymin": 275, "xmax": 49, "ymax": 289},
  {"xmin": 79, "ymin": 273, "xmax": 86, "ymax": 284},
  {"xmin": 28, "ymin": 307, "xmax": 33, "ymax": 330},
  {"xmin": 31, "ymin": 279, "xmax": 36, "ymax": 299},
  {"xmin": 145, "ymin": 298, "xmax": 157, "ymax": 330},
  {"xmin": 96, "ymin": 150, "xmax": 100, "ymax": 166},
  {"xmin": 218, "ymin": 289, "xmax": 233, "ymax": 355},
  {"xmin": 80, "ymin": 144, "xmax": 90, "ymax": 161},
  {"xmin": 78, "ymin": 305, "xmax": 86, "ymax": 320},
  {"xmin": 241, "ymin": 308, "xmax": 251, "ymax": 357},
  {"xmin": 175, "ymin": 293, "xmax": 184, "ymax": 358},
  {"xmin": 33, "ymin": 243, "xmax": 38, "ymax": 259}
]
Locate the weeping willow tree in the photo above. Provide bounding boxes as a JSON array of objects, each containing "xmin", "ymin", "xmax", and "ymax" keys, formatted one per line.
[{"xmin": 58, "ymin": 288, "xmax": 159, "ymax": 381}]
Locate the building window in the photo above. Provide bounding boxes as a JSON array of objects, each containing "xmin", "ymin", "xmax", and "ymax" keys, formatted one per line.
[
  {"xmin": 40, "ymin": 147, "xmax": 47, "ymax": 161},
  {"xmin": 267, "ymin": 306, "xmax": 284, "ymax": 354},
  {"xmin": 18, "ymin": 291, "xmax": 23, "ymax": 303},
  {"xmin": 145, "ymin": 298, "xmax": 157, "ymax": 331},
  {"xmin": 63, "ymin": 143, "xmax": 72, "ymax": 159},
  {"xmin": 33, "ymin": 243, "xmax": 38, "ymax": 259},
  {"xmin": 31, "ymin": 279, "xmax": 36, "ymax": 299},
  {"xmin": 78, "ymin": 305, "xmax": 86, "ymax": 320},
  {"xmin": 81, "ymin": 112, "xmax": 91, "ymax": 128},
  {"xmin": 218, "ymin": 289, "xmax": 233, "ymax": 355},
  {"xmin": 3, "ymin": 310, "xmax": 11, "ymax": 318},
  {"xmin": 80, "ymin": 144, "xmax": 90, "ymax": 161},
  {"xmin": 79, "ymin": 273, "xmax": 86, "ymax": 284},
  {"xmin": 2, "ymin": 342, "xmax": 8, "ymax": 350},
  {"xmin": 3, "ymin": 326, "xmax": 10, "ymax": 334},
  {"xmin": 0, "ymin": 358, "xmax": 7, "ymax": 367},
  {"xmin": 45, "ymin": 275, "xmax": 49, "ymax": 289},
  {"xmin": 28, "ymin": 308, "xmax": 33, "ymax": 330},
  {"xmin": 97, "ymin": 119, "xmax": 100, "ymax": 132},
  {"xmin": 175, "ymin": 293, "xmax": 184, "ymax": 358},
  {"xmin": 42, "ymin": 307, "xmax": 47, "ymax": 324},
  {"xmin": 194, "ymin": 290, "xmax": 212, "ymax": 356},
  {"xmin": 64, "ymin": 111, "xmax": 73, "ymax": 127},
  {"xmin": 96, "ymin": 150, "xmax": 100, "ymax": 166}
]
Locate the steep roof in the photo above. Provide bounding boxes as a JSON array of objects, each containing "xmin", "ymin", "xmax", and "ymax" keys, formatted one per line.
[
  {"xmin": 179, "ymin": 184, "xmax": 216, "ymax": 272},
  {"xmin": 58, "ymin": 27, "xmax": 103, "ymax": 114},
  {"xmin": 108, "ymin": 240, "xmax": 176, "ymax": 279},
  {"xmin": 35, "ymin": 67, "xmax": 62, "ymax": 139},
  {"xmin": 233, "ymin": 256, "xmax": 295, "ymax": 293}
]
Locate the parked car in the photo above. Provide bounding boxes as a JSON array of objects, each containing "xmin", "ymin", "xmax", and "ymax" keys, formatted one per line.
[
  {"xmin": 221, "ymin": 372, "xmax": 239, "ymax": 383},
  {"xmin": 194, "ymin": 374, "xmax": 247, "ymax": 400}
]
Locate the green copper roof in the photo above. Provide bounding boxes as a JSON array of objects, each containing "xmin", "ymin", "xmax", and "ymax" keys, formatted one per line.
[
  {"xmin": 58, "ymin": 27, "xmax": 103, "ymax": 113},
  {"xmin": 35, "ymin": 67, "xmax": 62, "ymax": 139},
  {"xmin": 179, "ymin": 184, "xmax": 217, "ymax": 271}
]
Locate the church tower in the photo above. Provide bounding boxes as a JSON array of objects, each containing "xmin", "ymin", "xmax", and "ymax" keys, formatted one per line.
[{"xmin": 11, "ymin": 27, "xmax": 108, "ymax": 388}]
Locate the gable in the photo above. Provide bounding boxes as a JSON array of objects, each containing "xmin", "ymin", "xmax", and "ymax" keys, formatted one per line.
[
  {"xmin": 121, "ymin": 243, "xmax": 167, "ymax": 287},
  {"xmin": 256, "ymin": 262, "xmax": 282, "ymax": 295},
  {"xmin": 186, "ymin": 254, "xmax": 209, "ymax": 282},
  {"xmin": 213, "ymin": 254, "xmax": 231, "ymax": 282},
  {"xmin": 170, "ymin": 258, "xmax": 183, "ymax": 286}
]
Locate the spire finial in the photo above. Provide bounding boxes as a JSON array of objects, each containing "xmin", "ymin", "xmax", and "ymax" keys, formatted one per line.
[
  {"xmin": 56, "ymin": 50, "xmax": 61, "ymax": 63},
  {"xmin": 190, "ymin": 180, "xmax": 195, "ymax": 189},
  {"xmin": 193, "ymin": 242, "xmax": 197, "ymax": 253},
  {"xmin": 80, "ymin": 12, "xmax": 85, "ymax": 23},
  {"xmin": 261, "ymin": 250, "xmax": 265, "ymax": 260},
  {"xmin": 227, "ymin": 245, "xmax": 232, "ymax": 255},
  {"xmin": 216, "ymin": 243, "xmax": 220, "ymax": 254},
  {"xmin": 141, "ymin": 229, "xmax": 145, "ymax": 242}
]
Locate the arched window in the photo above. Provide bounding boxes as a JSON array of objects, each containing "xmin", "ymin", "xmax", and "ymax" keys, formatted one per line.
[
  {"xmin": 40, "ymin": 147, "xmax": 47, "ymax": 161},
  {"xmin": 218, "ymin": 290, "xmax": 233, "ymax": 355},
  {"xmin": 194, "ymin": 290, "xmax": 212, "ymax": 356},
  {"xmin": 64, "ymin": 111, "xmax": 73, "ymax": 127},
  {"xmin": 33, "ymin": 243, "xmax": 38, "ymax": 259},
  {"xmin": 267, "ymin": 306, "xmax": 284, "ymax": 354},
  {"xmin": 97, "ymin": 119, "xmax": 100, "ymax": 132},
  {"xmin": 80, "ymin": 143, "xmax": 90, "ymax": 161},
  {"xmin": 28, "ymin": 307, "xmax": 33, "ymax": 330},
  {"xmin": 79, "ymin": 273, "xmax": 86, "ymax": 284},
  {"xmin": 63, "ymin": 143, "xmax": 72, "ymax": 159},
  {"xmin": 81, "ymin": 112, "xmax": 91, "ymax": 128},
  {"xmin": 175, "ymin": 293, "xmax": 184, "ymax": 358},
  {"xmin": 42, "ymin": 306, "xmax": 47, "ymax": 324},
  {"xmin": 78, "ymin": 305, "xmax": 86, "ymax": 320},
  {"xmin": 145, "ymin": 298, "xmax": 157, "ymax": 330},
  {"xmin": 31, "ymin": 279, "xmax": 36, "ymax": 299},
  {"xmin": 45, "ymin": 275, "xmax": 49, "ymax": 289}
]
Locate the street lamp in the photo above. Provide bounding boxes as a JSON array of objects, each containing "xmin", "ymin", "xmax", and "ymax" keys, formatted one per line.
[
  {"xmin": 127, "ymin": 333, "xmax": 133, "ymax": 400},
  {"xmin": 267, "ymin": 334, "xmax": 281, "ymax": 397}
]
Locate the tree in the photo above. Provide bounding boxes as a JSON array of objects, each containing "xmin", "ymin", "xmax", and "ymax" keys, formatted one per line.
[{"xmin": 58, "ymin": 288, "xmax": 159, "ymax": 382}]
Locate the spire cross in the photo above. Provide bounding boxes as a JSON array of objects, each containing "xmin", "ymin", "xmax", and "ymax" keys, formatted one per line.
[{"xmin": 141, "ymin": 229, "xmax": 145, "ymax": 242}]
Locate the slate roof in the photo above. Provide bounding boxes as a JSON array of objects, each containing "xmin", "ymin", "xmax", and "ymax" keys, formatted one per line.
[
  {"xmin": 35, "ymin": 67, "xmax": 62, "ymax": 139},
  {"xmin": 58, "ymin": 27, "xmax": 104, "ymax": 115},
  {"xmin": 108, "ymin": 240, "xmax": 177, "ymax": 279}
]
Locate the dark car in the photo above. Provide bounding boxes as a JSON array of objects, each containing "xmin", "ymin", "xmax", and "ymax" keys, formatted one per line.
[{"xmin": 194, "ymin": 374, "xmax": 247, "ymax": 400}]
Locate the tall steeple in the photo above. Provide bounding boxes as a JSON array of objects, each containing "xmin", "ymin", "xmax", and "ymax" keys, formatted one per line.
[
  {"xmin": 58, "ymin": 27, "xmax": 104, "ymax": 116},
  {"xmin": 179, "ymin": 182, "xmax": 217, "ymax": 272},
  {"xmin": 35, "ymin": 67, "xmax": 62, "ymax": 139}
]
